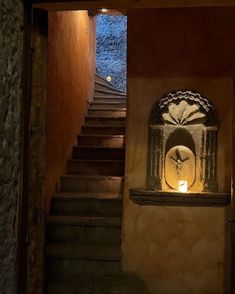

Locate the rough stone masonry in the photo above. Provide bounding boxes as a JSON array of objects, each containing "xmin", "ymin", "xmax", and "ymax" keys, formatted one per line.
[
  {"xmin": 0, "ymin": 0, "xmax": 23, "ymax": 293},
  {"xmin": 96, "ymin": 14, "xmax": 127, "ymax": 91}
]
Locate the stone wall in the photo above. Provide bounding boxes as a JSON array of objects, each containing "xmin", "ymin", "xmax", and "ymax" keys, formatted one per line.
[
  {"xmin": 0, "ymin": 0, "xmax": 23, "ymax": 293},
  {"xmin": 26, "ymin": 10, "xmax": 48, "ymax": 293},
  {"xmin": 96, "ymin": 14, "xmax": 127, "ymax": 91}
]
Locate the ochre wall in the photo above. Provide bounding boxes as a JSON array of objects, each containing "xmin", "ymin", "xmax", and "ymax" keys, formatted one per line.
[
  {"xmin": 123, "ymin": 8, "xmax": 235, "ymax": 293},
  {"xmin": 46, "ymin": 11, "xmax": 96, "ymax": 213}
]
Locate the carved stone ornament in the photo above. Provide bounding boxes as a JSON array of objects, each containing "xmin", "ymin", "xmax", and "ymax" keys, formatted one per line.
[{"xmin": 147, "ymin": 90, "xmax": 219, "ymax": 192}]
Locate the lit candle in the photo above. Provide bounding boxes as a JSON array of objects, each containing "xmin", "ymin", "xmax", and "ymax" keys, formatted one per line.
[{"xmin": 178, "ymin": 180, "xmax": 188, "ymax": 193}]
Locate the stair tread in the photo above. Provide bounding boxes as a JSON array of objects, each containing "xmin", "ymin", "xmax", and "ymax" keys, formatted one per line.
[
  {"xmin": 95, "ymin": 80, "xmax": 126, "ymax": 94},
  {"xmin": 95, "ymin": 74, "xmax": 126, "ymax": 92},
  {"xmin": 78, "ymin": 134, "xmax": 125, "ymax": 138},
  {"xmin": 94, "ymin": 96, "xmax": 126, "ymax": 99},
  {"xmin": 95, "ymin": 89, "xmax": 126, "ymax": 96},
  {"xmin": 47, "ymin": 215, "xmax": 122, "ymax": 227},
  {"xmin": 48, "ymin": 273, "xmax": 143, "ymax": 284},
  {"xmin": 62, "ymin": 174, "xmax": 124, "ymax": 179},
  {"xmin": 85, "ymin": 115, "xmax": 126, "ymax": 119},
  {"xmin": 53, "ymin": 192, "xmax": 122, "ymax": 200},
  {"xmin": 47, "ymin": 244, "xmax": 121, "ymax": 260},
  {"xmin": 89, "ymin": 107, "xmax": 126, "ymax": 111},
  {"xmin": 75, "ymin": 146, "xmax": 125, "ymax": 149},
  {"xmin": 92, "ymin": 101, "xmax": 126, "ymax": 105},
  {"xmin": 83, "ymin": 125, "xmax": 125, "ymax": 127},
  {"xmin": 68, "ymin": 159, "xmax": 125, "ymax": 163}
]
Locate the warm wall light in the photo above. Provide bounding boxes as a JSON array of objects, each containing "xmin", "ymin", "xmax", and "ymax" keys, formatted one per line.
[
  {"xmin": 106, "ymin": 76, "xmax": 112, "ymax": 82},
  {"xmin": 178, "ymin": 180, "xmax": 188, "ymax": 193}
]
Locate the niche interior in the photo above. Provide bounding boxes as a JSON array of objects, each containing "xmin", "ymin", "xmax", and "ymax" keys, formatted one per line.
[{"xmin": 147, "ymin": 90, "xmax": 219, "ymax": 193}]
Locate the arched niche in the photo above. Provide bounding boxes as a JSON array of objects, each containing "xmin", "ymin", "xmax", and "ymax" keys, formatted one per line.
[{"xmin": 147, "ymin": 90, "xmax": 219, "ymax": 192}]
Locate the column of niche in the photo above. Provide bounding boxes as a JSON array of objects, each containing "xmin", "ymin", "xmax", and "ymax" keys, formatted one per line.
[
  {"xmin": 147, "ymin": 126, "xmax": 164, "ymax": 190},
  {"xmin": 200, "ymin": 128, "xmax": 218, "ymax": 192}
]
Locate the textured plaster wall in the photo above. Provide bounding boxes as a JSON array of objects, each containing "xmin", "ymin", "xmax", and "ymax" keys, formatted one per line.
[
  {"xmin": 123, "ymin": 8, "xmax": 235, "ymax": 293},
  {"xmin": 96, "ymin": 15, "xmax": 127, "ymax": 91},
  {"xmin": 46, "ymin": 11, "xmax": 96, "ymax": 213},
  {"xmin": 0, "ymin": 0, "xmax": 23, "ymax": 293}
]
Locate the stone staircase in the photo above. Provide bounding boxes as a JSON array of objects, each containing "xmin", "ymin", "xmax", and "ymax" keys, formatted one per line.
[{"xmin": 46, "ymin": 74, "xmax": 143, "ymax": 293}]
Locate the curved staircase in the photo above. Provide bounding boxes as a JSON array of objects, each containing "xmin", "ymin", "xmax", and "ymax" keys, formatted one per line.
[{"xmin": 46, "ymin": 74, "xmax": 143, "ymax": 293}]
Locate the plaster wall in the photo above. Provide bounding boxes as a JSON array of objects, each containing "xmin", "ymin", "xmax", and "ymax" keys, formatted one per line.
[
  {"xmin": 123, "ymin": 8, "xmax": 235, "ymax": 293},
  {"xmin": 0, "ymin": 1, "xmax": 23, "ymax": 292},
  {"xmin": 46, "ymin": 11, "xmax": 96, "ymax": 213}
]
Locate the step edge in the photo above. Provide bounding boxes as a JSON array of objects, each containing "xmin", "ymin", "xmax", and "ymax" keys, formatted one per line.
[
  {"xmin": 47, "ymin": 215, "xmax": 122, "ymax": 227},
  {"xmin": 94, "ymin": 90, "xmax": 126, "ymax": 96},
  {"xmin": 82, "ymin": 125, "xmax": 125, "ymax": 128},
  {"xmin": 47, "ymin": 273, "xmax": 144, "ymax": 284},
  {"xmin": 61, "ymin": 174, "xmax": 124, "ymax": 179},
  {"xmin": 88, "ymin": 108, "xmax": 127, "ymax": 111},
  {"xmin": 95, "ymin": 80, "xmax": 126, "ymax": 94},
  {"xmin": 85, "ymin": 115, "xmax": 126, "ymax": 119},
  {"xmin": 68, "ymin": 159, "xmax": 125, "ymax": 163},
  {"xmin": 53, "ymin": 192, "xmax": 122, "ymax": 199},
  {"xmin": 78, "ymin": 134, "xmax": 125, "ymax": 138},
  {"xmin": 47, "ymin": 245, "xmax": 121, "ymax": 260},
  {"xmin": 74, "ymin": 146, "xmax": 125, "ymax": 150}
]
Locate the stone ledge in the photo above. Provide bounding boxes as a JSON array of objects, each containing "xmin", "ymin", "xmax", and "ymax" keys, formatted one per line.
[{"xmin": 130, "ymin": 189, "xmax": 230, "ymax": 207}]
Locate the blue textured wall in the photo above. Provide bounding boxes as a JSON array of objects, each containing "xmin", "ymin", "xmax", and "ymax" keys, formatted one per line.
[{"xmin": 96, "ymin": 15, "xmax": 127, "ymax": 91}]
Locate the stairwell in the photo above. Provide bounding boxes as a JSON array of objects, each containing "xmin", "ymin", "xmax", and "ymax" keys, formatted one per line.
[{"xmin": 46, "ymin": 74, "xmax": 143, "ymax": 293}]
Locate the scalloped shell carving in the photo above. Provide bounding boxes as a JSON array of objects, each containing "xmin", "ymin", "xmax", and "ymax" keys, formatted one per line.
[{"xmin": 162, "ymin": 101, "xmax": 205, "ymax": 125}]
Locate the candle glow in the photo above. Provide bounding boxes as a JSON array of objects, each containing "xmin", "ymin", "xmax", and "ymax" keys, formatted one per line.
[{"xmin": 178, "ymin": 180, "xmax": 188, "ymax": 193}]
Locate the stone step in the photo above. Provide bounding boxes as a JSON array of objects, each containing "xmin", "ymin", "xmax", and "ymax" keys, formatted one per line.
[
  {"xmin": 95, "ymin": 74, "xmax": 125, "ymax": 93},
  {"xmin": 93, "ymin": 96, "xmax": 126, "ymax": 103},
  {"xmin": 72, "ymin": 146, "xmax": 125, "ymax": 160},
  {"xmin": 67, "ymin": 159, "xmax": 125, "ymax": 176},
  {"xmin": 47, "ymin": 215, "xmax": 121, "ymax": 245},
  {"xmin": 47, "ymin": 274, "xmax": 143, "ymax": 294},
  {"xmin": 77, "ymin": 135, "xmax": 125, "ymax": 148},
  {"xmin": 88, "ymin": 108, "xmax": 126, "ymax": 117},
  {"xmin": 47, "ymin": 244, "xmax": 121, "ymax": 275},
  {"xmin": 82, "ymin": 125, "xmax": 125, "ymax": 135},
  {"xmin": 51, "ymin": 193, "xmax": 122, "ymax": 216},
  {"xmin": 95, "ymin": 80, "xmax": 125, "ymax": 94},
  {"xmin": 60, "ymin": 175, "xmax": 124, "ymax": 193},
  {"xmin": 94, "ymin": 89, "xmax": 126, "ymax": 97},
  {"xmin": 90, "ymin": 101, "xmax": 126, "ymax": 109},
  {"xmin": 47, "ymin": 244, "xmax": 121, "ymax": 260},
  {"xmin": 85, "ymin": 116, "xmax": 125, "ymax": 126}
]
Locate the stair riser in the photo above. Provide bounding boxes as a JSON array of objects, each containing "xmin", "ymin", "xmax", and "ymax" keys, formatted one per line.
[
  {"xmin": 95, "ymin": 75, "xmax": 112, "ymax": 85},
  {"xmin": 88, "ymin": 109, "xmax": 126, "ymax": 117},
  {"xmin": 73, "ymin": 147, "xmax": 125, "ymax": 160},
  {"xmin": 47, "ymin": 224, "xmax": 121, "ymax": 245},
  {"xmin": 61, "ymin": 177, "xmax": 124, "ymax": 193},
  {"xmin": 48, "ymin": 283, "xmax": 143, "ymax": 294},
  {"xmin": 51, "ymin": 199, "xmax": 122, "ymax": 216},
  {"xmin": 85, "ymin": 117, "xmax": 125, "ymax": 126},
  {"xmin": 90, "ymin": 103, "xmax": 126, "ymax": 109},
  {"xmin": 77, "ymin": 136, "xmax": 125, "ymax": 148},
  {"xmin": 67, "ymin": 161, "xmax": 124, "ymax": 176},
  {"xmin": 95, "ymin": 82, "xmax": 124, "ymax": 93},
  {"xmin": 82, "ymin": 126, "xmax": 125, "ymax": 135},
  {"xmin": 47, "ymin": 258, "xmax": 120, "ymax": 275},
  {"xmin": 94, "ymin": 97, "xmax": 126, "ymax": 103},
  {"xmin": 94, "ymin": 90, "xmax": 126, "ymax": 97}
]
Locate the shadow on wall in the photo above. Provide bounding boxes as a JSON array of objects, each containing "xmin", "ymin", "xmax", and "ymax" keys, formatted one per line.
[{"xmin": 96, "ymin": 14, "xmax": 127, "ymax": 91}]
